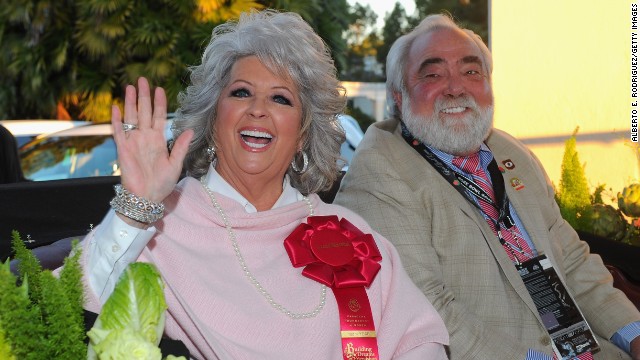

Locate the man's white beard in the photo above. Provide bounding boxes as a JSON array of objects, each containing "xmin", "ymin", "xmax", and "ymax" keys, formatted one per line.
[{"xmin": 401, "ymin": 92, "xmax": 494, "ymax": 156}]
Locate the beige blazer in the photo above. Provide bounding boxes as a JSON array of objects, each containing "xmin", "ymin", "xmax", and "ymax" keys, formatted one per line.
[{"xmin": 334, "ymin": 119, "xmax": 640, "ymax": 360}]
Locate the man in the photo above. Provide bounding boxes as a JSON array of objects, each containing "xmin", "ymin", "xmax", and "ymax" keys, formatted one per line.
[{"xmin": 334, "ymin": 14, "xmax": 640, "ymax": 360}]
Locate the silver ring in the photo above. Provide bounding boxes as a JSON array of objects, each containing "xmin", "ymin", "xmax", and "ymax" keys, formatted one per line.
[{"xmin": 122, "ymin": 123, "xmax": 138, "ymax": 132}]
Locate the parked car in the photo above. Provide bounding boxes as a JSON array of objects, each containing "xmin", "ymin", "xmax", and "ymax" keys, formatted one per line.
[
  {"xmin": 19, "ymin": 122, "xmax": 174, "ymax": 181},
  {"xmin": 0, "ymin": 119, "xmax": 88, "ymax": 147},
  {"xmin": 20, "ymin": 124, "xmax": 117, "ymax": 181}
]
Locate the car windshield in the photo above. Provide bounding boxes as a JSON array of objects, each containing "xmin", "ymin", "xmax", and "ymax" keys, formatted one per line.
[
  {"xmin": 20, "ymin": 135, "xmax": 119, "ymax": 181},
  {"xmin": 15, "ymin": 135, "xmax": 37, "ymax": 148}
]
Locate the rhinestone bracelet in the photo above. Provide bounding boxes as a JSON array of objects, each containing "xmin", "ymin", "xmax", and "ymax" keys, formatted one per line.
[{"xmin": 109, "ymin": 184, "xmax": 165, "ymax": 224}]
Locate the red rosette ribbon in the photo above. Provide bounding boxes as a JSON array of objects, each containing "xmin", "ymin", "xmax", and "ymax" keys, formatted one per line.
[
  {"xmin": 285, "ymin": 215, "xmax": 382, "ymax": 359},
  {"xmin": 284, "ymin": 215, "xmax": 382, "ymax": 288}
]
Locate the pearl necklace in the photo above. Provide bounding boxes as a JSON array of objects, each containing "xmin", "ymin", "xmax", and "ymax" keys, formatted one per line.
[{"xmin": 200, "ymin": 179, "xmax": 327, "ymax": 319}]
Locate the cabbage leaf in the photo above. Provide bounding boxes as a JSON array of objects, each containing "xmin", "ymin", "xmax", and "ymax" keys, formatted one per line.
[{"xmin": 87, "ymin": 262, "xmax": 168, "ymax": 360}]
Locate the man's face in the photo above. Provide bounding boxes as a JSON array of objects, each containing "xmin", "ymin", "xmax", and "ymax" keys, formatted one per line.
[{"xmin": 398, "ymin": 27, "xmax": 494, "ymax": 156}]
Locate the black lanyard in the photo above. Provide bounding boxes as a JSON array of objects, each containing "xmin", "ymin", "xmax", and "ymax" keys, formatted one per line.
[{"xmin": 400, "ymin": 122, "xmax": 516, "ymax": 230}]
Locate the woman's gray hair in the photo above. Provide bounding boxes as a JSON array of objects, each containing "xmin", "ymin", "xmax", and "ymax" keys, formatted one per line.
[
  {"xmin": 173, "ymin": 10, "xmax": 346, "ymax": 195},
  {"xmin": 386, "ymin": 14, "xmax": 492, "ymax": 120}
]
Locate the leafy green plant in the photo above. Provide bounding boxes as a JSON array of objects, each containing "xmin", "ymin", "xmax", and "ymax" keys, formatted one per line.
[
  {"xmin": 584, "ymin": 204, "xmax": 628, "ymax": 242},
  {"xmin": 556, "ymin": 127, "xmax": 592, "ymax": 231},
  {"xmin": 0, "ymin": 231, "xmax": 185, "ymax": 359},
  {"xmin": 617, "ymin": 183, "xmax": 640, "ymax": 246},
  {"xmin": 555, "ymin": 129, "xmax": 640, "ymax": 246},
  {"xmin": 0, "ymin": 231, "xmax": 85, "ymax": 359},
  {"xmin": 0, "ymin": 326, "xmax": 15, "ymax": 359},
  {"xmin": 618, "ymin": 183, "xmax": 640, "ymax": 219}
]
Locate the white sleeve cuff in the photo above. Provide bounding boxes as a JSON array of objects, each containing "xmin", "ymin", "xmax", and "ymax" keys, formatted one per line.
[{"xmin": 87, "ymin": 210, "xmax": 156, "ymax": 304}]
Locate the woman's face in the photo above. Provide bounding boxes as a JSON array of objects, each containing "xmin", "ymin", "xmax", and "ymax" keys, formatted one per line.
[{"xmin": 214, "ymin": 56, "xmax": 303, "ymax": 193}]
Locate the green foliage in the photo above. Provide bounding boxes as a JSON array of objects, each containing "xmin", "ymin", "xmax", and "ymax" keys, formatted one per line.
[
  {"xmin": 582, "ymin": 204, "xmax": 628, "ymax": 242},
  {"xmin": 0, "ymin": 231, "xmax": 85, "ymax": 359},
  {"xmin": 0, "ymin": 326, "xmax": 16, "ymax": 359},
  {"xmin": 621, "ymin": 223, "xmax": 640, "ymax": 247},
  {"xmin": 39, "ymin": 271, "xmax": 86, "ymax": 358},
  {"xmin": 45, "ymin": 240, "xmax": 86, "ymax": 358},
  {"xmin": 413, "ymin": 0, "xmax": 489, "ymax": 44},
  {"xmin": 346, "ymin": 2, "xmax": 378, "ymax": 48},
  {"xmin": 0, "ymin": 0, "xmax": 258, "ymax": 121},
  {"xmin": 12, "ymin": 231, "xmax": 43, "ymax": 304},
  {"xmin": 0, "ymin": 0, "xmax": 76, "ymax": 119},
  {"xmin": 1, "ymin": 0, "xmax": 356, "ymax": 120},
  {"xmin": 0, "ymin": 262, "xmax": 44, "ymax": 359},
  {"xmin": 342, "ymin": 2, "xmax": 380, "ymax": 81},
  {"xmin": 591, "ymin": 184, "xmax": 606, "ymax": 205},
  {"xmin": 555, "ymin": 131, "xmax": 640, "ymax": 246},
  {"xmin": 618, "ymin": 183, "xmax": 640, "ymax": 218},
  {"xmin": 557, "ymin": 128, "xmax": 592, "ymax": 230},
  {"xmin": 70, "ymin": 0, "xmax": 211, "ymax": 121},
  {"xmin": 0, "ymin": 232, "xmax": 180, "ymax": 358},
  {"xmin": 377, "ymin": 3, "xmax": 410, "ymax": 75},
  {"xmin": 616, "ymin": 183, "xmax": 640, "ymax": 246},
  {"xmin": 59, "ymin": 239, "xmax": 85, "ymax": 322}
]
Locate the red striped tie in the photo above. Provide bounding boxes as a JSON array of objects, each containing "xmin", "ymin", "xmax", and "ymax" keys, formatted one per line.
[{"xmin": 452, "ymin": 154, "xmax": 533, "ymax": 263}]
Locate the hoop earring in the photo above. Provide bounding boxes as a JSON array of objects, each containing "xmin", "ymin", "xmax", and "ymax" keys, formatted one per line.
[
  {"xmin": 291, "ymin": 151, "xmax": 309, "ymax": 174},
  {"xmin": 206, "ymin": 146, "xmax": 216, "ymax": 164}
]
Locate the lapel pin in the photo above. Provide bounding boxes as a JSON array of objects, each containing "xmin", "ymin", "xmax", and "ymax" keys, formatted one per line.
[
  {"xmin": 498, "ymin": 166, "xmax": 506, "ymax": 173},
  {"xmin": 510, "ymin": 177, "xmax": 525, "ymax": 190},
  {"xmin": 502, "ymin": 159, "xmax": 515, "ymax": 170}
]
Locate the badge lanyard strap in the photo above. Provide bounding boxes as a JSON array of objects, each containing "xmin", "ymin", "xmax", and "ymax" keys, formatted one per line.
[{"xmin": 400, "ymin": 123, "xmax": 530, "ymax": 262}]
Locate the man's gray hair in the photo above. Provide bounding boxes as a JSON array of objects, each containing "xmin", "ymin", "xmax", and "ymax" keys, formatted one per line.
[
  {"xmin": 385, "ymin": 14, "xmax": 492, "ymax": 120},
  {"xmin": 173, "ymin": 10, "xmax": 347, "ymax": 195}
]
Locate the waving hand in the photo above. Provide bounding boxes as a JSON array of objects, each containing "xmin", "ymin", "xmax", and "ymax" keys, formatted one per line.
[{"xmin": 111, "ymin": 77, "xmax": 193, "ymax": 225}]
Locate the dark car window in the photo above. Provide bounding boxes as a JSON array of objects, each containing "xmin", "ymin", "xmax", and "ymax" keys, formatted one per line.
[{"xmin": 20, "ymin": 135, "xmax": 118, "ymax": 181}]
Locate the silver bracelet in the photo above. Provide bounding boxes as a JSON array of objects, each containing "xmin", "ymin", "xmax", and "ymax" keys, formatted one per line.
[{"xmin": 109, "ymin": 184, "xmax": 165, "ymax": 224}]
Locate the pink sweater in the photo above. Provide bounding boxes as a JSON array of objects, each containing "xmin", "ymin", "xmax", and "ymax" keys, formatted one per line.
[{"xmin": 82, "ymin": 177, "xmax": 448, "ymax": 359}]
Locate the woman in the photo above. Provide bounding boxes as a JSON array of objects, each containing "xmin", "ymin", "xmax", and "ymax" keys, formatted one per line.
[{"xmin": 81, "ymin": 10, "xmax": 448, "ymax": 359}]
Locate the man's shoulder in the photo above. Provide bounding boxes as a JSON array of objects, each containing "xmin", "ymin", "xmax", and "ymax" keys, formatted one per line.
[
  {"xmin": 371, "ymin": 118, "xmax": 400, "ymax": 133},
  {"xmin": 357, "ymin": 118, "xmax": 404, "ymax": 152},
  {"xmin": 486, "ymin": 128, "xmax": 549, "ymax": 185}
]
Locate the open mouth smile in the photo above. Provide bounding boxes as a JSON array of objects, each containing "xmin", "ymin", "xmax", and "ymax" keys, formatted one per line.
[
  {"xmin": 441, "ymin": 107, "xmax": 466, "ymax": 114},
  {"xmin": 240, "ymin": 130, "xmax": 273, "ymax": 149}
]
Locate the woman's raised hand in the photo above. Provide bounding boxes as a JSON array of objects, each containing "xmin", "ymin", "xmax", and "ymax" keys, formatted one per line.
[{"xmin": 112, "ymin": 77, "xmax": 193, "ymax": 206}]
